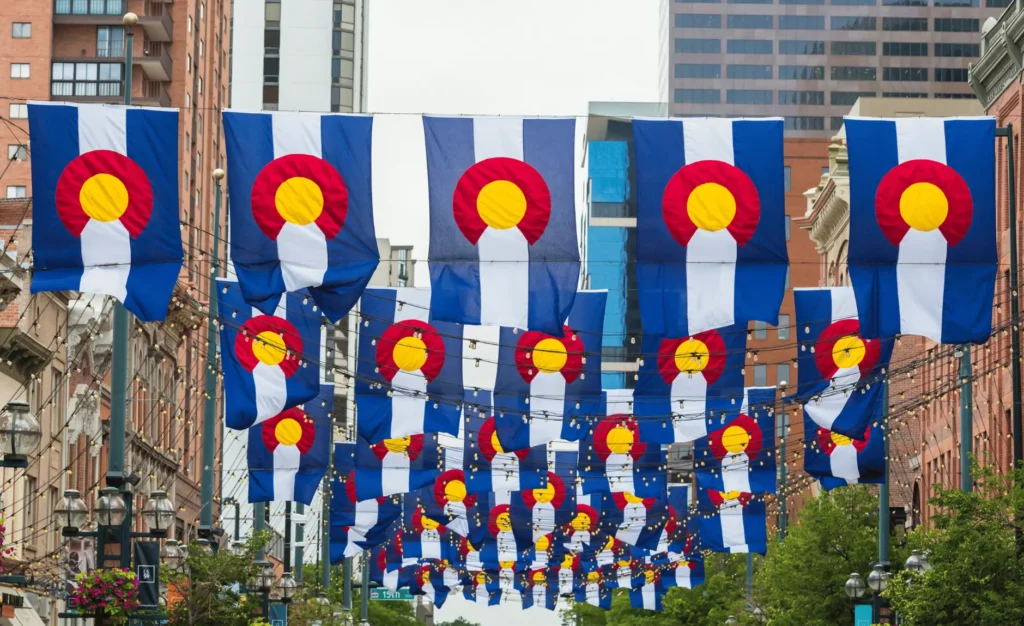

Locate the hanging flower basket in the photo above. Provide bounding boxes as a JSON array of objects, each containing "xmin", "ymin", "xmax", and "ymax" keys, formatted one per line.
[{"xmin": 69, "ymin": 568, "xmax": 141, "ymax": 624}]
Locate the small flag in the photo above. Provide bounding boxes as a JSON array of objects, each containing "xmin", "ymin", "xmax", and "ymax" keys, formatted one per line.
[
  {"xmin": 329, "ymin": 443, "xmax": 401, "ymax": 561},
  {"xmin": 696, "ymin": 488, "xmax": 767, "ymax": 555},
  {"xmin": 845, "ymin": 116, "xmax": 996, "ymax": 343},
  {"xmin": 694, "ymin": 387, "xmax": 777, "ymax": 495},
  {"xmin": 805, "ymin": 420, "xmax": 886, "ymax": 490},
  {"xmin": 595, "ymin": 491, "xmax": 670, "ymax": 551},
  {"xmin": 423, "ymin": 116, "xmax": 581, "ymax": 334},
  {"xmin": 633, "ymin": 117, "xmax": 788, "ymax": 337},
  {"xmin": 354, "ymin": 433, "xmax": 441, "ymax": 500},
  {"xmin": 27, "ymin": 102, "xmax": 183, "ymax": 321},
  {"xmin": 462, "ymin": 391, "xmax": 547, "ymax": 494},
  {"xmin": 574, "ymin": 569, "xmax": 612, "ymax": 610},
  {"xmin": 629, "ymin": 577, "xmax": 664, "ymax": 611}
]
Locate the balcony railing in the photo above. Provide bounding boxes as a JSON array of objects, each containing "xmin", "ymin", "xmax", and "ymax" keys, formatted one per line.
[
  {"xmin": 54, "ymin": 0, "xmax": 124, "ymax": 16},
  {"xmin": 51, "ymin": 80, "xmax": 121, "ymax": 98}
]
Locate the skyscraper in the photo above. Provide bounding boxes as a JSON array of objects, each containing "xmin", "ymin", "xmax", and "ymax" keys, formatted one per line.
[{"xmin": 669, "ymin": 0, "xmax": 1005, "ymax": 135}]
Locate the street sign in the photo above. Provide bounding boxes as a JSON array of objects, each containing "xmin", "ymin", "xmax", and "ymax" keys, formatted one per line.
[
  {"xmin": 855, "ymin": 604, "xmax": 872, "ymax": 626},
  {"xmin": 370, "ymin": 588, "xmax": 414, "ymax": 601}
]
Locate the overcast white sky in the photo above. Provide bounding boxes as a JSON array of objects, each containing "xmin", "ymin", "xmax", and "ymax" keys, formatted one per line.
[{"xmin": 364, "ymin": 2, "xmax": 666, "ymax": 623}]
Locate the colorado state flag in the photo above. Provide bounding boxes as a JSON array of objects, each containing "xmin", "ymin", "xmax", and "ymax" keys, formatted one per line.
[
  {"xmin": 845, "ymin": 117, "xmax": 996, "ymax": 343},
  {"xmin": 356, "ymin": 288, "xmax": 463, "ymax": 443},
  {"xmin": 27, "ymin": 102, "xmax": 183, "ymax": 321},
  {"xmin": 578, "ymin": 390, "xmax": 666, "ymax": 498},
  {"xmin": 696, "ymin": 488, "xmax": 767, "ymax": 555},
  {"xmin": 247, "ymin": 384, "xmax": 332, "ymax": 504},
  {"xmin": 493, "ymin": 290, "xmax": 607, "ymax": 448},
  {"xmin": 223, "ymin": 111, "xmax": 378, "ymax": 322},
  {"xmin": 462, "ymin": 391, "xmax": 547, "ymax": 495},
  {"xmin": 793, "ymin": 287, "xmax": 892, "ymax": 439},
  {"xmin": 634, "ymin": 324, "xmax": 747, "ymax": 444},
  {"xmin": 423, "ymin": 116, "xmax": 580, "ymax": 334},
  {"xmin": 330, "ymin": 443, "xmax": 402, "ymax": 561},
  {"xmin": 804, "ymin": 418, "xmax": 886, "ymax": 490},
  {"xmin": 633, "ymin": 118, "xmax": 788, "ymax": 337},
  {"xmin": 694, "ymin": 387, "xmax": 777, "ymax": 495},
  {"xmin": 354, "ymin": 433, "xmax": 441, "ymax": 500},
  {"xmin": 218, "ymin": 279, "xmax": 322, "ymax": 430}
]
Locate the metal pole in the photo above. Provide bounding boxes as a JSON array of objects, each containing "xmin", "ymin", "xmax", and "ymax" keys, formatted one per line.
[
  {"xmin": 343, "ymin": 557, "xmax": 352, "ymax": 611},
  {"xmin": 284, "ymin": 501, "xmax": 292, "ymax": 573},
  {"xmin": 1002, "ymin": 125, "xmax": 1024, "ymax": 557},
  {"xmin": 106, "ymin": 16, "xmax": 134, "ymax": 489},
  {"xmin": 960, "ymin": 345, "xmax": 974, "ymax": 492},
  {"xmin": 879, "ymin": 384, "xmax": 890, "ymax": 566},
  {"xmin": 360, "ymin": 550, "xmax": 369, "ymax": 624},
  {"xmin": 321, "ymin": 442, "xmax": 332, "ymax": 592},
  {"xmin": 234, "ymin": 500, "xmax": 241, "ymax": 541},
  {"xmin": 254, "ymin": 501, "xmax": 266, "ymax": 560},
  {"xmin": 777, "ymin": 382, "xmax": 788, "ymax": 540},
  {"xmin": 745, "ymin": 552, "xmax": 753, "ymax": 609},
  {"xmin": 199, "ymin": 172, "xmax": 224, "ymax": 534}
]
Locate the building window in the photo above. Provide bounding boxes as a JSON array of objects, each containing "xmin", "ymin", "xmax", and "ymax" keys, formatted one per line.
[
  {"xmin": 884, "ymin": 67, "xmax": 928, "ymax": 81},
  {"xmin": 727, "ymin": 89, "xmax": 772, "ymax": 104},
  {"xmin": 779, "ymin": 40, "xmax": 825, "ymax": 55},
  {"xmin": 264, "ymin": 57, "xmax": 280, "ymax": 82},
  {"xmin": 831, "ymin": 91, "xmax": 876, "ymax": 105},
  {"xmin": 199, "ymin": 40, "xmax": 204, "ymax": 57},
  {"xmin": 831, "ymin": 117, "xmax": 845, "ymax": 131},
  {"xmin": 200, "ymin": 1, "xmax": 205, "ymax": 19},
  {"xmin": 831, "ymin": 41, "xmax": 876, "ymax": 55},
  {"xmin": 54, "ymin": 0, "xmax": 124, "ymax": 15},
  {"xmin": 785, "ymin": 116, "xmax": 825, "ymax": 131},
  {"xmin": 935, "ymin": 93, "xmax": 976, "ymax": 99},
  {"xmin": 779, "ymin": 65, "xmax": 825, "ymax": 80},
  {"xmin": 754, "ymin": 321, "xmax": 767, "ymax": 340},
  {"xmin": 934, "ymin": 18, "xmax": 979, "ymax": 32},
  {"xmin": 784, "ymin": 166, "xmax": 791, "ymax": 192},
  {"xmin": 187, "ymin": 53, "xmax": 192, "ymax": 72},
  {"xmin": 832, "ymin": 0, "xmax": 876, "ymax": 4},
  {"xmin": 882, "ymin": 92, "xmax": 929, "ymax": 98},
  {"xmin": 728, "ymin": 0, "xmax": 772, "ymax": 4},
  {"xmin": 934, "ymin": 43, "xmax": 980, "ymax": 57},
  {"xmin": 12, "ymin": 23, "xmax": 31, "ymax": 38},
  {"xmin": 674, "ymin": 89, "xmax": 721, "ymax": 104},
  {"xmin": 885, "ymin": 0, "xmax": 926, "ymax": 4},
  {"xmin": 777, "ymin": 363, "xmax": 791, "ymax": 386},
  {"xmin": 295, "ymin": 523, "xmax": 305, "ymax": 542},
  {"xmin": 831, "ymin": 66, "xmax": 876, "ymax": 80},
  {"xmin": 263, "ymin": 85, "xmax": 279, "ymax": 109},
  {"xmin": 51, "ymin": 62, "xmax": 121, "ymax": 97},
  {"xmin": 7, "ymin": 145, "xmax": 27, "ymax": 161},
  {"xmin": 727, "ymin": 15, "xmax": 773, "ymax": 28},
  {"xmin": 675, "ymin": 64, "xmax": 722, "ymax": 79},
  {"xmin": 728, "ymin": 39, "xmax": 773, "ymax": 54},
  {"xmin": 782, "ymin": 0, "xmax": 824, "ymax": 4},
  {"xmin": 989, "ymin": 0, "xmax": 1013, "ymax": 6},
  {"xmin": 753, "ymin": 364, "xmax": 767, "ymax": 386},
  {"xmin": 934, "ymin": 0, "xmax": 977, "ymax": 4},
  {"xmin": 296, "ymin": 503, "xmax": 305, "ymax": 514},
  {"xmin": 6, "ymin": 186, "xmax": 26, "ymax": 198},
  {"xmin": 784, "ymin": 215, "xmax": 791, "ymax": 241},
  {"xmin": 24, "ymin": 476, "xmax": 36, "ymax": 535},
  {"xmin": 96, "ymin": 26, "xmax": 124, "ymax": 58},
  {"xmin": 185, "ymin": 93, "xmax": 191, "ymax": 109},
  {"xmin": 265, "ymin": 1, "xmax": 281, "ymax": 23},
  {"xmin": 198, "ymin": 76, "xmax": 203, "ymax": 94},
  {"xmin": 883, "ymin": 17, "xmax": 928, "ymax": 31},
  {"xmin": 265, "ymin": 29, "xmax": 281, "ymax": 53},
  {"xmin": 935, "ymin": 68, "xmax": 969, "ymax": 82},
  {"xmin": 395, "ymin": 247, "xmax": 410, "ymax": 287},
  {"xmin": 10, "ymin": 63, "xmax": 29, "ymax": 79},
  {"xmin": 188, "ymin": 15, "xmax": 192, "ymax": 32},
  {"xmin": 785, "ymin": 267, "xmax": 791, "ymax": 289},
  {"xmin": 676, "ymin": 38, "xmax": 721, "ymax": 53},
  {"xmin": 330, "ymin": 86, "xmax": 354, "ymax": 111},
  {"xmin": 831, "ymin": 16, "xmax": 876, "ymax": 30},
  {"xmin": 779, "ymin": 15, "xmax": 825, "ymax": 29},
  {"xmin": 9, "ymin": 104, "xmax": 27, "ymax": 119},
  {"xmin": 778, "ymin": 90, "xmax": 824, "ymax": 105},
  {"xmin": 727, "ymin": 64, "xmax": 772, "ymax": 79},
  {"xmin": 883, "ymin": 42, "xmax": 928, "ymax": 56},
  {"xmin": 676, "ymin": 14, "xmax": 722, "ymax": 28}
]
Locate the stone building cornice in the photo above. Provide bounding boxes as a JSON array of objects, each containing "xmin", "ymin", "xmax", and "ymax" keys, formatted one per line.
[
  {"xmin": 971, "ymin": 1, "xmax": 1024, "ymax": 109},
  {"xmin": 799, "ymin": 137, "xmax": 850, "ymax": 254}
]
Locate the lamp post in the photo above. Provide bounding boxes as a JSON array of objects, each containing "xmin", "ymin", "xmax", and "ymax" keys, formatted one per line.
[
  {"xmin": 777, "ymin": 380, "xmax": 789, "ymax": 539},
  {"xmin": 867, "ymin": 563, "xmax": 890, "ymax": 623},
  {"xmin": 250, "ymin": 558, "xmax": 295, "ymax": 620},
  {"xmin": 0, "ymin": 402, "xmax": 42, "ymax": 468}
]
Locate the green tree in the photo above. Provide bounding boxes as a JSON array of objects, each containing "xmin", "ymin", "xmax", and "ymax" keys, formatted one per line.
[
  {"xmin": 884, "ymin": 462, "xmax": 1024, "ymax": 626},
  {"xmin": 436, "ymin": 618, "xmax": 483, "ymax": 626},
  {"xmin": 753, "ymin": 485, "xmax": 898, "ymax": 626},
  {"xmin": 285, "ymin": 562, "xmax": 419, "ymax": 626}
]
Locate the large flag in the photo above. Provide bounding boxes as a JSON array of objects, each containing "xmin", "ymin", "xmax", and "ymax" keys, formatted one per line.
[
  {"xmin": 694, "ymin": 387, "xmax": 777, "ymax": 495},
  {"xmin": 805, "ymin": 419, "xmax": 886, "ymax": 490},
  {"xmin": 27, "ymin": 102, "xmax": 183, "ymax": 321},
  {"xmin": 696, "ymin": 488, "xmax": 767, "ymax": 555},
  {"xmin": 354, "ymin": 433, "xmax": 441, "ymax": 500},
  {"xmin": 401, "ymin": 496, "xmax": 453, "ymax": 563},
  {"xmin": 463, "ymin": 391, "xmax": 547, "ymax": 494},
  {"xmin": 423, "ymin": 116, "xmax": 580, "ymax": 334},
  {"xmin": 578, "ymin": 390, "xmax": 667, "ymax": 498},
  {"xmin": 634, "ymin": 325, "xmax": 747, "ymax": 444},
  {"xmin": 247, "ymin": 384, "xmax": 332, "ymax": 504},
  {"xmin": 661, "ymin": 558, "xmax": 705, "ymax": 590},
  {"xmin": 419, "ymin": 447, "xmax": 476, "ymax": 537},
  {"xmin": 218, "ymin": 279, "xmax": 322, "ymax": 430},
  {"xmin": 633, "ymin": 118, "xmax": 788, "ymax": 337},
  {"xmin": 510, "ymin": 465, "xmax": 572, "ymax": 550},
  {"xmin": 521, "ymin": 570, "xmax": 559, "ymax": 611},
  {"xmin": 330, "ymin": 443, "xmax": 402, "ymax": 561},
  {"xmin": 845, "ymin": 116, "xmax": 996, "ymax": 343},
  {"xmin": 629, "ymin": 577, "xmax": 664, "ymax": 611},
  {"xmin": 356, "ymin": 287, "xmax": 463, "ymax": 443},
  {"xmin": 574, "ymin": 570, "xmax": 612, "ymax": 610},
  {"xmin": 473, "ymin": 492, "xmax": 519, "ymax": 567},
  {"xmin": 492, "ymin": 290, "xmax": 607, "ymax": 447},
  {"xmin": 793, "ymin": 287, "xmax": 892, "ymax": 439},
  {"xmin": 222, "ymin": 110, "xmax": 378, "ymax": 321}
]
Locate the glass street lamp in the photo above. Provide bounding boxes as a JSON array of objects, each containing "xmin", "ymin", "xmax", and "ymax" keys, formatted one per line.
[
  {"xmin": 867, "ymin": 564, "xmax": 890, "ymax": 594},
  {"xmin": 95, "ymin": 487, "xmax": 127, "ymax": 527},
  {"xmin": 845, "ymin": 572, "xmax": 867, "ymax": 599},
  {"xmin": 277, "ymin": 572, "xmax": 298, "ymax": 601},
  {"xmin": 141, "ymin": 490, "xmax": 175, "ymax": 535},
  {"xmin": 196, "ymin": 538, "xmax": 214, "ymax": 555},
  {"xmin": 905, "ymin": 549, "xmax": 932, "ymax": 573},
  {"xmin": 725, "ymin": 616, "xmax": 737, "ymax": 625},
  {"xmin": 162, "ymin": 539, "xmax": 185, "ymax": 573},
  {"xmin": 252, "ymin": 560, "xmax": 275, "ymax": 592},
  {"xmin": 53, "ymin": 489, "xmax": 89, "ymax": 531},
  {"xmin": 0, "ymin": 402, "xmax": 42, "ymax": 467}
]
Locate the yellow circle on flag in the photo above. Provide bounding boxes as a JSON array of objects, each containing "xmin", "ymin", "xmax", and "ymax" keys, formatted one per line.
[
  {"xmin": 830, "ymin": 431, "xmax": 853, "ymax": 447},
  {"xmin": 532, "ymin": 482, "xmax": 557, "ymax": 504},
  {"xmin": 383, "ymin": 436, "xmax": 411, "ymax": 454},
  {"xmin": 607, "ymin": 425, "xmax": 634, "ymax": 455},
  {"xmin": 80, "ymin": 173, "xmax": 129, "ymax": 222},
  {"xmin": 477, "ymin": 180, "xmax": 527, "ymax": 230},
  {"xmin": 622, "ymin": 491, "xmax": 644, "ymax": 504},
  {"xmin": 722, "ymin": 425, "xmax": 751, "ymax": 454},
  {"xmin": 275, "ymin": 176, "xmax": 325, "ymax": 225},
  {"xmin": 899, "ymin": 182, "xmax": 948, "ymax": 232},
  {"xmin": 533, "ymin": 338, "xmax": 568, "ymax": 374},
  {"xmin": 253, "ymin": 331, "xmax": 287, "ymax": 366},
  {"xmin": 687, "ymin": 182, "xmax": 736, "ymax": 232},
  {"xmin": 496, "ymin": 512, "xmax": 513, "ymax": 532},
  {"xmin": 490, "ymin": 431, "xmax": 505, "ymax": 454},
  {"xmin": 444, "ymin": 479, "xmax": 467, "ymax": 503},
  {"xmin": 571, "ymin": 512, "xmax": 591, "ymax": 531},
  {"xmin": 832, "ymin": 335, "xmax": 866, "ymax": 369},
  {"xmin": 275, "ymin": 418, "xmax": 303, "ymax": 446},
  {"xmin": 393, "ymin": 336, "xmax": 428, "ymax": 371},
  {"xmin": 421, "ymin": 516, "xmax": 440, "ymax": 531},
  {"xmin": 536, "ymin": 535, "xmax": 551, "ymax": 551},
  {"xmin": 675, "ymin": 338, "xmax": 710, "ymax": 374}
]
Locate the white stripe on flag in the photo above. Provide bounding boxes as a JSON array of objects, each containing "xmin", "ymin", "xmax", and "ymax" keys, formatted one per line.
[
  {"xmin": 380, "ymin": 451, "xmax": 411, "ymax": 496},
  {"xmin": 497, "ymin": 530, "xmax": 517, "ymax": 562},
  {"xmin": 682, "ymin": 119, "xmax": 738, "ymax": 334},
  {"xmin": 77, "ymin": 105, "xmax": 131, "ymax": 301},
  {"xmin": 617, "ymin": 502, "xmax": 644, "ymax": 546},
  {"xmin": 606, "ymin": 453, "xmax": 636, "ymax": 494},
  {"xmin": 805, "ymin": 367, "xmax": 860, "ymax": 431},
  {"xmin": 671, "ymin": 375, "xmax": 709, "ymax": 442},
  {"xmin": 272, "ymin": 444, "xmax": 300, "ymax": 500},
  {"xmin": 532, "ymin": 502, "xmax": 556, "ymax": 540},
  {"xmin": 720, "ymin": 501, "xmax": 748, "ymax": 552},
  {"xmin": 474, "ymin": 117, "xmax": 530, "ymax": 328},
  {"xmin": 529, "ymin": 373, "xmax": 566, "ymax": 446},
  {"xmin": 393, "ymin": 288, "xmax": 432, "ymax": 323},
  {"xmin": 490, "ymin": 452, "xmax": 520, "ymax": 492},
  {"xmin": 721, "ymin": 452, "xmax": 753, "ymax": 493},
  {"xmin": 829, "ymin": 444, "xmax": 861, "ymax": 484},
  {"xmin": 829, "ymin": 287, "xmax": 859, "ymax": 323},
  {"xmin": 643, "ymin": 585, "xmax": 657, "ymax": 610},
  {"xmin": 253, "ymin": 363, "xmax": 288, "ymax": 422},
  {"xmin": 272, "ymin": 113, "xmax": 328, "ymax": 291},
  {"xmin": 606, "ymin": 388, "xmax": 633, "ymax": 415},
  {"xmin": 676, "ymin": 567, "xmax": 692, "ymax": 588},
  {"xmin": 352, "ymin": 498, "xmax": 379, "ymax": 536},
  {"xmin": 422, "ymin": 530, "xmax": 442, "ymax": 559},
  {"xmin": 894, "ymin": 118, "xmax": 948, "ymax": 343},
  {"xmin": 389, "ymin": 288, "xmax": 433, "ymax": 437}
]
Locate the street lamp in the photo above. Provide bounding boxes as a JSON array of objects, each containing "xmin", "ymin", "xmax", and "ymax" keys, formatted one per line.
[
  {"xmin": 725, "ymin": 616, "xmax": 737, "ymax": 625},
  {"xmin": 867, "ymin": 563, "xmax": 890, "ymax": 594},
  {"xmin": 844, "ymin": 572, "xmax": 867, "ymax": 599},
  {"xmin": 253, "ymin": 560, "xmax": 276, "ymax": 593},
  {"xmin": 277, "ymin": 572, "xmax": 298, "ymax": 603},
  {"xmin": 140, "ymin": 491, "xmax": 174, "ymax": 537},
  {"xmin": 0, "ymin": 401, "xmax": 42, "ymax": 468},
  {"xmin": 196, "ymin": 538, "xmax": 214, "ymax": 555},
  {"xmin": 905, "ymin": 549, "xmax": 932, "ymax": 574},
  {"xmin": 162, "ymin": 539, "xmax": 185, "ymax": 573},
  {"xmin": 94, "ymin": 487, "xmax": 127, "ymax": 527},
  {"xmin": 54, "ymin": 490, "xmax": 89, "ymax": 533}
]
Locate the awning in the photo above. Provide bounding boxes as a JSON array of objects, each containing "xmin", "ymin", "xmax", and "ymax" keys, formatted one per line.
[{"xmin": 0, "ymin": 587, "xmax": 47, "ymax": 626}]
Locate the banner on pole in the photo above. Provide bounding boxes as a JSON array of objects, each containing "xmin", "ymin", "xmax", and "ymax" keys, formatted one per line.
[{"xmin": 133, "ymin": 541, "xmax": 160, "ymax": 609}]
